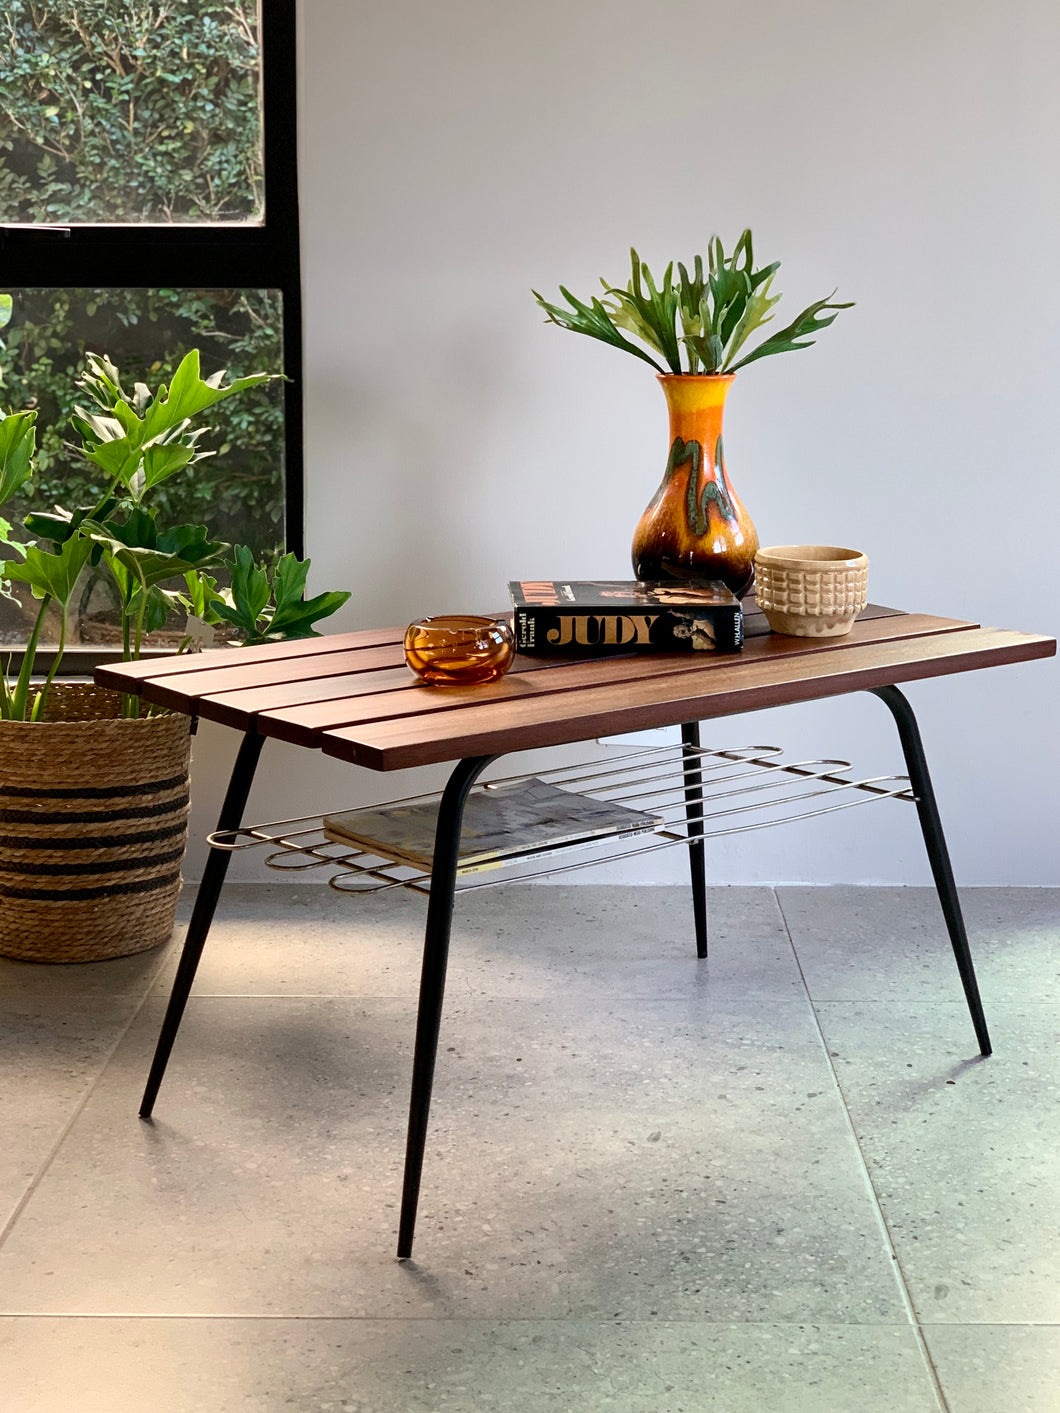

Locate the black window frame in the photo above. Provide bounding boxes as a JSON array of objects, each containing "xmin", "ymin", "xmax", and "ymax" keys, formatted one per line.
[{"xmin": 0, "ymin": 0, "xmax": 302, "ymax": 670}]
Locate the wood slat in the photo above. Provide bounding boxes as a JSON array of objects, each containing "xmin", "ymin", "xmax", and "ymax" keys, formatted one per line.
[
  {"xmin": 256, "ymin": 614, "xmax": 976, "ymax": 747},
  {"xmin": 203, "ymin": 665, "xmax": 416, "ymax": 727},
  {"xmin": 124, "ymin": 642, "xmax": 411, "ymax": 715},
  {"xmin": 320, "ymin": 629, "xmax": 1055, "ymax": 771},
  {"xmin": 93, "ymin": 625, "xmax": 406, "ymax": 688},
  {"xmin": 189, "ymin": 647, "xmax": 571, "ymax": 728}
]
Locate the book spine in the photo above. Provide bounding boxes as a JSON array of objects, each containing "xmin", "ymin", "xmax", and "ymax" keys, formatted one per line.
[{"xmin": 513, "ymin": 606, "xmax": 742, "ymax": 654}]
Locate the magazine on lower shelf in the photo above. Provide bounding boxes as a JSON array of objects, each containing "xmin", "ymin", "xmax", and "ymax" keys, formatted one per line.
[{"xmin": 322, "ymin": 777, "xmax": 664, "ymax": 874}]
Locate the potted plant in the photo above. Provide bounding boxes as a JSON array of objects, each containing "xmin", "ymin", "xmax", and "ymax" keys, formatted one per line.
[
  {"xmin": 534, "ymin": 229, "xmax": 852, "ymax": 595},
  {"xmin": 0, "ymin": 350, "xmax": 350, "ymax": 963}
]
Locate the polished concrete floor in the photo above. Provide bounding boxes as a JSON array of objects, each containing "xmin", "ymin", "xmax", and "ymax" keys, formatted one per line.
[{"xmin": 1, "ymin": 883, "xmax": 1057, "ymax": 1412}]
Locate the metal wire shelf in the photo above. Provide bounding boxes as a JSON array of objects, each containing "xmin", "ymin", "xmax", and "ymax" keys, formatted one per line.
[{"xmin": 208, "ymin": 742, "xmax": 917, "ymax": 896}]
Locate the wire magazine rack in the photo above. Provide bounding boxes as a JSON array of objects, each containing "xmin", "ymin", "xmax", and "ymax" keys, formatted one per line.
[{"xmin": 208, "ymin": 741, "xmax": 917, "ymax": 896}]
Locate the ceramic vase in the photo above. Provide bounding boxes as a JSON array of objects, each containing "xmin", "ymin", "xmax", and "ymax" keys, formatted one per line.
[{"xmin": 631, "ymin": 373, "xmax": 758, "ymax": 596}]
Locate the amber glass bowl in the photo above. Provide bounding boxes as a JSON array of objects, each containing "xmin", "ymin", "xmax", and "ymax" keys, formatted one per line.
[{"xmin": 404, "ymin": 615, "xmax": 515, "ymax": 685}]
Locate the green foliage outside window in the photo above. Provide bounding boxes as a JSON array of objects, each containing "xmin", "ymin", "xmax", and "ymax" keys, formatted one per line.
[
  {"xmin": 0, "ymin": 0, "xmax": 263, "ymax": 224},
  {"xmin": 0, "ymin": 287, "xmax": 285, "ymax": 557}
]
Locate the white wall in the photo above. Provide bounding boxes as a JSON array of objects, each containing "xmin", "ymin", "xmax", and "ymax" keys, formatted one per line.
[{"xmin": 185, "ymin": 0, "xmax": 1059, "ymax": 885}]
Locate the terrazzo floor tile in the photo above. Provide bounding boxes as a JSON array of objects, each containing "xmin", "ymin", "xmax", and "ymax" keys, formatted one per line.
[
  {"xmin": 0, "ymin": 991, "xmax": 906, "ymax": 1323},
  {"xmin": 776, "ymin": 886, "xmax": 1060, "ymax": 1003},
  {"xmin": 161, "ymin": 883, "xmax": 803, "ymax": 1000},
  {"xmin": 0, "ymin": 1317, "xmax": 941, "ymax": 1413},
  {"xmin": 0, "ymin": 1002, "xmax": 140, "ymax": 1228},
  {"xmin": 0, "ymin": 941, "xmax": 169, "ymax": 1001},
  {"xmin": 922, "ymin": 1323, "xmax": 1060, "ymax": 1413},
  {"xmin": 815, "ymin": 1001, "xmax": 1060, "ymax": 1324}
]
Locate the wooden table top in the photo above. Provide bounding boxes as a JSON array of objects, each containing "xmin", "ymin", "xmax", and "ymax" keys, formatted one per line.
[{"xmin": 95, "ymin": 604, "xmax": 1055, "ymax": 772}]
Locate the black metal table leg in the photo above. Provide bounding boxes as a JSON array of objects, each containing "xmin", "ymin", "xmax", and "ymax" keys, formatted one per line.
[
  {"xmin": 870, "ymin": 685, "xmax": 992, "ymax": 1056},
  {"xmin": 397, "ymin": 754, "xmax": 496, "ymax": 1260},
  {"xmin": 681, "ymin": 721, "xmax": 709, "ymax": 959},
  {"xmin": 140, "ymin": 730, "xmax": 266, "ymax": 1118}
]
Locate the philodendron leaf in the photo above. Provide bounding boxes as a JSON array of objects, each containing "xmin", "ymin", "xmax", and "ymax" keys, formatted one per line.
[
  {"xmin": 210, "ymin": 548, "xmax": 351, "ymax": 644},
  {"xmin": 0, "ymin": 294, "xmax": 12, "ymax": 330},
  {"xmin": 23, "ymin": 498, "xmax": 119, "ymax": 547},
  {"xmin": 0, "ymin": 409, "xmax": 36, "ymax": 505},
  {"xmin": 0, "ymin": 517, "xmax": 28, "ymax": 602},
  {"xmin": 181, "ymin": 569, "xmax": 225, "ymax": 624},
  {"xmin": 5, "ymin": 533, "xmax": 93, "ymax": 607},
  {"xmin": 140, "ymin": 442, "xmax": 197, "ymax": 494},
  {"xmin": 95, "ymin": 504, "xmax": 159, "ymax": 550},
  {"xmin": 80, "ymin": 432, "xmax": 144, "ymax": 488},
  {"xmin": 266, "ymin": 552, "xmax": 351, "ymax": 639},
  {"xmin": 81, "ymin": 516, "xmax": 228, "ymax": 590},
  {"xmin": 262, "ymin": 588, "xmax": 351, "ymax": 641},
  {"xmin": 77, "ymin": 352, "xmax": 129, "ymax": 412},
  {"xmin": 128, "ymin": 584, "xmax": 180, "ymax": 635},
  {"xmin": 140, "ymin": 350, "xmax": 278, "ymax": 443},
  {"xmin": 155, "ymin": 522, "xmax": 228, "ymax": 568},
  {"xmin": 211, "ymin": 544, "xmax": 271, "ymax": 637},
  {"xmin": 73, "ymin": 349, "xmax": 276, "ymax": 496}
]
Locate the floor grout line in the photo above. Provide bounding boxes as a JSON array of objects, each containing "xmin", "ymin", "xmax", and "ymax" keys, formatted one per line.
[
  {"xmin": 771, "ymin": 886, "xmax": 954, "ymax": 1413},
  {"xmin": 7, "ymin": 1312, "xmax": 1044, "ymax": 1325}
]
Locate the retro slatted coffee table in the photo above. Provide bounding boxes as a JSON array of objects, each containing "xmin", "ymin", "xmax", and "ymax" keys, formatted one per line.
[{"xmin": 96, "ymin": 602, "xmax": 1054, "ymax": 1257}]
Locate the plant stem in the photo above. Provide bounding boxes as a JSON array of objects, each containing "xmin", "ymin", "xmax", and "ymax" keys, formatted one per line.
[
  {"xmin": 133, "ymin": 583, "xmax": 148, "ymax": 659},
  {"xmin": 120, "ymin": 602, "xmax": 137, "ymax": 717},
  {"xmin": 33, "ymin": 608, "xmax": 67, "ymax": 720},
  {"xmin": 11, "ymin": 596, "xmax": 51, "ymax": 722}
]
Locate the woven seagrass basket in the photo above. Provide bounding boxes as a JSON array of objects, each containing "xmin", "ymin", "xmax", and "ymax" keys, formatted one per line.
[{"xmin": 0, "ymin": 683, "xmax": 191, "ymax": 963}]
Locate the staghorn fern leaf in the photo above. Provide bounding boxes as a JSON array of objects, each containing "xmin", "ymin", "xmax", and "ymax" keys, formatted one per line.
[
  {"xmin": 535, "ymin": 230, "xmax": 852, "ymax": 375},
  {"xmin": 721, "ymin": 270, "xmax": 782, "ymax": 370},
  {"xmin": 603, "ymin": 250, "xmax": 683, "ymax": 372},
  {"xmin": 727, "ymin": 292, "xmax": 854, "ymax": 371},
  {"xmin": 532, "ymin": 287, "xmax": 666, "ymax": 372}
]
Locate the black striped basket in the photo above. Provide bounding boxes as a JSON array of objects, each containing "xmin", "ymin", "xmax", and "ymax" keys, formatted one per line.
[{"xmin": 0, "ymin": 684, "xmax": 191, "ymax": 963}]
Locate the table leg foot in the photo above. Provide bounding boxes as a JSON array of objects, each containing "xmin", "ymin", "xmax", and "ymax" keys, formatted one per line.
[{"xmin": 870, "ymin": 686, "xmax": 992, "ymax": 1056}]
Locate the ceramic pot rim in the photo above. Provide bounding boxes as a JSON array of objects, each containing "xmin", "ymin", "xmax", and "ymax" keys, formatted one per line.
[
  {"xmin": 756, "ymin": 544, "xmax": 868, "ymax": 571},
  {"xmin": 655, "ymin": 372, "xmax": 736, "ymax": 385}
]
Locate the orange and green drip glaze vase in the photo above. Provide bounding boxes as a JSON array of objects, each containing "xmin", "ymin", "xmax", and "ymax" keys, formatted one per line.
[{"xmin": 632, "ymin": 373, "xmax": 758, "ymax": 597}]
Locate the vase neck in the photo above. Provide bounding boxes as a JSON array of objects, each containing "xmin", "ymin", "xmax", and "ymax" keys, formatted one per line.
[{"xmin": 658, "ymin": 375, "xmax": 733, "ymax": 463}]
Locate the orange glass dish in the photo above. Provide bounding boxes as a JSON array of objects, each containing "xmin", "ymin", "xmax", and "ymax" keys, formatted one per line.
[{"xmin": 404, "ymin": 615, "xmax": 516, "ymax": 685}]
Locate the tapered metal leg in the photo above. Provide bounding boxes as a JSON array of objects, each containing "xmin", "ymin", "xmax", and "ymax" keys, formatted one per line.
[
  {"xmin": 397, "ymin": 755, "xmax": 496, "ymax": 1259},
  {"xmin": 139, "ymin": 730, "xmax": 266, "ymax": 1118},
  {"xmin": 681, "ymin": 721, "xmax": 708, "ymax": 958},
  {"xmin": 870, "ymin": 686, "xmax": 991, "ymax": 1056}
]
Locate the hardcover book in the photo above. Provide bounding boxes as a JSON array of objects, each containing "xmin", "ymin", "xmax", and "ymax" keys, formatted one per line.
[
  {"xmin": 322, "ymin": 777, "xmax": 663, "ymax": 875},
  {"xmin": 508, "ymin": 580, "xmax": 743, "ymax": 654}
]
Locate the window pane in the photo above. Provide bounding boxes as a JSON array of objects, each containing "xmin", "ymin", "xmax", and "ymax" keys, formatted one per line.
[
  {"xmin": 0, "ymin": 2, "xmax": 263, "ymax": 225},
  {"xmin": 0, "ymin": 286, "xmax": 284, "ymax": 651}
]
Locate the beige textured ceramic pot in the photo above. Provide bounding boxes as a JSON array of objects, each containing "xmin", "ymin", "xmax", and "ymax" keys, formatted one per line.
[{"xmin": 754, "ymin": 545, "xmax": 869, "ymax": 637}]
